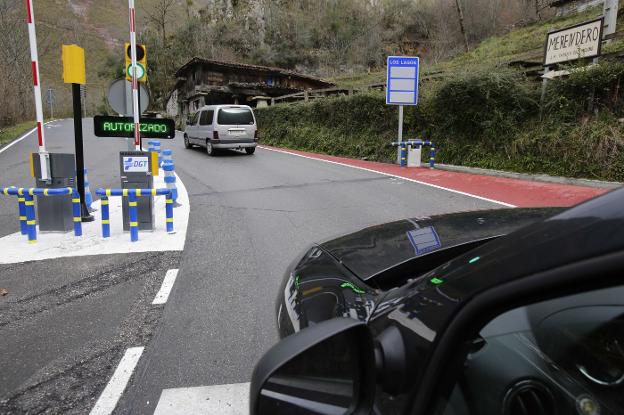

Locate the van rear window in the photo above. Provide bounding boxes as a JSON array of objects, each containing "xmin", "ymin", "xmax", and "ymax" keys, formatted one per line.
[{"xmin": 217, "ymin": 108, "xmax": 254, "ymax": 125}]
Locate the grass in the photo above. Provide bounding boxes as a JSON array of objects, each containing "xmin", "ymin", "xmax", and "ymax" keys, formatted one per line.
[{"xmin": 0, "ymin": 121, "xmax": 36, "ymax": 148}]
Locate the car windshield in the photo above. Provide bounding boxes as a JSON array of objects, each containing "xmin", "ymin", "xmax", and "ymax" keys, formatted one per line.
[{"xmin": 217, "ymin": 108, "xmax": 254, "ymax": 125}]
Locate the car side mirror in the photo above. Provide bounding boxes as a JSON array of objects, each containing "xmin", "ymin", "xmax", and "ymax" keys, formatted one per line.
[{"xmin": 250, "ymin": 318, "xmax": 376, "ymax": 415}]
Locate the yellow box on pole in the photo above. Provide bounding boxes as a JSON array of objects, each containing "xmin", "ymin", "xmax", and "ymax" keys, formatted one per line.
[
  {"xmin": 62, "ymin": 45, "xmax": 86, "ymax": 85},
  {"xmin": 151, "ymin": 151, "xmax": 159, "ymax": 176}
]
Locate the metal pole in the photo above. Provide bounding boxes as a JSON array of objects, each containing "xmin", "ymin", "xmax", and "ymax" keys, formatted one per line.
[
  {"xmin": 138, "ymin": 88, "xmax": 143, "ymax": 150},
  {"xmin": 397, "ymin": 105, "xmax": 404, "ymax": 164},
  {"xmin": 48, "ymin": 88, "xmax": 53, "ymax": 118},
  {"xmin": 25, "ymin": 0, "xmax": 50, "ymax": 181},
  {"xmin": 72, "ymin": 83, "xmax": 94, "ymax": 221},
  {"xmin": 128, "ymin": 0, "xmax": 141, "ymax": 150},
  {"xmin": 540, "ymin": 66, "xmax": 550, "ymax": 120}
]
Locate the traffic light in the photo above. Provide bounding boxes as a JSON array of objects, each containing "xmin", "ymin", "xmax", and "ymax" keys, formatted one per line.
[{"xmin": 124, "ymin": 42, "xmax": 147, "ymax": 82}]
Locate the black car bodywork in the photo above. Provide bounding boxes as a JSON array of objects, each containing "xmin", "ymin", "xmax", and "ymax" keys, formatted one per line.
[
  {"xmin": 276, "ymin": 207, "xmax": 562, "ymax": 338},
  {"xmin": 258, "ymin": 189, "xmax": 624, "ymax": 414}
]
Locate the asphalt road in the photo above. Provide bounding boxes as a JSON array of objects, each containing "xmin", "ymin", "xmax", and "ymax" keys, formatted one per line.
[
  {"xmin": 0, "ymin": 118, "xmax": 498, "ymax": 414},
  {"xmin": 117, "ymin": 135, "xmax": 497, "ymax": 413}
]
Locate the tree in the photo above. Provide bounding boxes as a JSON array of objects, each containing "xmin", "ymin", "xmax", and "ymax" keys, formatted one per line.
[
  {"xmin": 454, "ymin": 0, "xmax": 470, "ymax": 52},
  {"xmin": 143, "ymin": 0, "xmax": 176, "ymax": 46}
]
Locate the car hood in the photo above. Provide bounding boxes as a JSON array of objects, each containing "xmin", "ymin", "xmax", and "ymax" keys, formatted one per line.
[{"xmin": 319, "ymin": 208, "xmax": 563, "ymax": 283}]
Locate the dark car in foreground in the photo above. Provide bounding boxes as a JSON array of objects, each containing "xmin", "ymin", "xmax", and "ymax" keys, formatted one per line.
[{"xmin": 250, "ymin": 188, "xmax": 624, "ymax": 415}]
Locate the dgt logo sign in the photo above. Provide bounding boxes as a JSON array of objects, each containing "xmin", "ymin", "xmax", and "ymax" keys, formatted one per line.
[{"xmin": 123, "ymin": 156, "xmax": 149, "ymax": 172}]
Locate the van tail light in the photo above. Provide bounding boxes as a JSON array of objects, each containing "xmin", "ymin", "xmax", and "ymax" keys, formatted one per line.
[
  {"xmin": 254, "ymin": 130, "xmax": 258, "ymax": 140},
  {"xmin": 214, "ymin": 131, "xmax": 219, "ymax": 140}
]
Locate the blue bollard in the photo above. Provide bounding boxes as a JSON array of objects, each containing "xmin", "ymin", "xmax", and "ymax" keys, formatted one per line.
[
  {"xmin": 24, "ymin": 192, "xmax": 36, "ymax": 244},
  {"xmin": 84, "ymin": 169, "xmax": 93, "ymax": 209},
  {"xmin": 101, "ymin": 194, "xmax": 110, "ymax": 238},
  {"xmin": 71, "ymin": 189, "xmax": 82, "ymax": 236},
  {"xmin": 163, "ymin": 161, "xmax": 178, "ymax": 203},
  {"xmin": 71, "ymin": 188, "xmax": 82, "ymax": 237},
  {"xmin": 17, "ymin": 188, "xmax": 27, "ymax": 235},
  {"xmin": 166, "ymin": 192, "xmax": 174, "ymax": 233},
  {"xmin": 429, "ymin": 143, "xmax": 436, "ymax": 168},
  {"xmin": 400, "ymin": 142, "xmax": 407, "ymax": 167},
  {"xmin": 128, "ymin": 191, "xmax": 139, "ymax": 242}
]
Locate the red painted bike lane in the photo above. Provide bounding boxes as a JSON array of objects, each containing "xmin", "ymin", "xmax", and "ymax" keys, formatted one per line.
[{"xmin": 259, "ymin": 146, "xmax": 611, "ymax": 208}]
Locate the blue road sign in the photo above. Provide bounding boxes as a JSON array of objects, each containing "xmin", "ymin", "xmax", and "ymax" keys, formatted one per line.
[{"xmin": 386, "ymin": 56, "xmax": 419, "ymax": 105}]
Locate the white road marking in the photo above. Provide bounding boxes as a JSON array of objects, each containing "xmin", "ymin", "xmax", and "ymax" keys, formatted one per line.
[
  {"xmin": 0, "ymin": 171, "xmax": 190, "ymax": 264},
  {"xmin": 153, "ymin": 383, "xmax": 250, "ymax": 415},
  {"xmin": 0, "ymin": 120, "xmax": 58, "ymax": 155},
  {"xmin": 258, "ymin": 146, "xmax": 516, "ymax": 207},
  {"xmin": 89, "ymin": 347, "xmax": 145, "ymax": 415},
  {"xmin": 152, "ymin": 269, "xmax": 179, "ymax": 305}
]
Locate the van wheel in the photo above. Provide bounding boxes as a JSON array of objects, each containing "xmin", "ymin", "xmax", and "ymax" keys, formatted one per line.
[
  {"xmin": 245, "ymin": 147, "xmax": 256, "ymax": 155},
  {"xmin": 206, "ymin": 140, "xmax": 216, "ymax": 156},
  {"xmin": 184, "ymin": 135, "xmax": 191, "ymax": 149}
]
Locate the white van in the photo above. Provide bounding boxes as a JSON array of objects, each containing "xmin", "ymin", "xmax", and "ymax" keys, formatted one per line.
[{"xmin": 184, "ymin": 105, "xmax": 258, "ymax": 156}]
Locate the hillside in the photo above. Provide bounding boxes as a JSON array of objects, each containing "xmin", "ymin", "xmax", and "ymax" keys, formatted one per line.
[
  {"xmin": 330, "ymin": 6, "xmax": 615, "ymax": 88},
  {"xmin": 256, "ymin": 7, "xmax": 624, "ymax": 182}
]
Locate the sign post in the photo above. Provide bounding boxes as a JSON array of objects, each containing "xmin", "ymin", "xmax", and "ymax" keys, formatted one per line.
[
  {"xmin": 46, "ymin": 88, "xmax": 55, "ymax": 118},
  {"xmin": 386, "ymin": 56, "xmax": 419, "ymax": 164},
  {"xmin": 127, "ymin": 1, "xmax": 142, "ymax": 150},
  {"xmin": 541, "ymin": 18, "xmax": 604, "ymax": 116},
  {"xmin": 62, "ymin": 44, "xmax": 93, "ymax": 222},
  {"xmin": 24, "ymin": 0, "xmax": 50, "ymax": 181}
]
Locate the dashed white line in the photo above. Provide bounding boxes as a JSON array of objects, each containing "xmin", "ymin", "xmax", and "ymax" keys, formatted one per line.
[
  {"xmin": 152, "ymin": 269, "xmax": 179, "ymax": 305},
  {"xmin": 258, "ymin": 145, "xmax": 515, "ymax": 207},
  {"xmin": 153, "ymin": 383, "xmax": 250, "ymax": 415},
  {"xmin": 89, "ymin": 347, "xmax": 145, "ymax": 415}
]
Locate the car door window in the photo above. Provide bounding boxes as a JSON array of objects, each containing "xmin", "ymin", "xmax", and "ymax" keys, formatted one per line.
[
  {"xmin": 432, "ymin": 285, "xmax": 624, "ymax": 415},
  {"xmin": 199, "ymin": 110, "xmax": 211, "ymax": 125}
]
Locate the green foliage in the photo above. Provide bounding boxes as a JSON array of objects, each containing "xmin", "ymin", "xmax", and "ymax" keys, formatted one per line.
[
  {"xmin": 544, "ymin": 61, "xmax": 624, "ymax": 119},
  {"xmin": 257, "ymin": 66, "xmax": 624, "ymax": 182},
  {"xmin": 429, "ymin": 70, "xmax": 539, "ymax": 139}
]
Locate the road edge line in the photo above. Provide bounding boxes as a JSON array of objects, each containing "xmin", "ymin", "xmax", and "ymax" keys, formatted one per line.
[
  {"xmin": 0, "ymin": 120, "xmax": 58, "ymax": 155},
  {"xmin": 152, "ymin": 269, "xmax": 179, "ymax": 305},
  {"xmin": 89, "ymin": 346, "xmax": 145, "ymax": 415},
  {"xmin": 258, "ymin": 146, "xmax": 516, "ymax": 208}
]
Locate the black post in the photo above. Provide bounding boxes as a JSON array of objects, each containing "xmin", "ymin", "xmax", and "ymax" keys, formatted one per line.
[{"xmin": 72, "ymin": 83, "xmax": 94, "ymax": 222}]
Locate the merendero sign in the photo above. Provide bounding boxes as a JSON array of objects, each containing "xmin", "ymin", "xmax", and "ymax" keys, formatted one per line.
[
  {"xmin": 93, "ymin": 115, "xmax": 175, "ymax": 139},
  {"xmin": 544, "ymin": 18, "xmax": 603, "ymax": 66}
]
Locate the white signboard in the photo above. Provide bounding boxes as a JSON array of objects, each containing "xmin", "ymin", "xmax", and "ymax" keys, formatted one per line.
[
  {"xmin": 386, "ymin": 56, "xmax": 419, "ymax": 105},
  {"xmin": 544, "ymin": 18, "xmax": 603, "ymax": 66},
  {"xmin": 123, "ymin": 156, "xmax": 149, "ymax": 172}
]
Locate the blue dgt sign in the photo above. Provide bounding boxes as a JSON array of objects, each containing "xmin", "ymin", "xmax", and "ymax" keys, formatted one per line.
[{"xmin": 386, "ymin": 56, "xmax": 419, "ymax": 106}]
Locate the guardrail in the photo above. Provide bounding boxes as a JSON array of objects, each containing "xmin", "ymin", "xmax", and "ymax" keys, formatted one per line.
[
  {"xmin": 1, "ymin": 186, "xmax": 82, "ymax": 243},
  {"xmin": 95, "ymin": 188, "xmax": 174, "ymax": 242},
  {"xmin": 391, "ymin": 140, "xmax": 436, "ymax": 168}
]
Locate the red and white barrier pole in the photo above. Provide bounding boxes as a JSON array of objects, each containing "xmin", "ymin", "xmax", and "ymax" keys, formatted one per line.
[
  {"xmin": 25, "ymin": 0, "xmax": 50, "ymax": 180},
  {"xmin": 128, "ymin": 0, "xmax": 141, "ymax": 150}
]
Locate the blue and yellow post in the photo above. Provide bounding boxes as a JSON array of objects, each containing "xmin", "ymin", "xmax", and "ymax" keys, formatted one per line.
[
  {"xmin": 101, "ymin": 190, "xmax": 110, "ymax": 238},
  {"xmin": 71, "ymin": 188, "xmax": 82, "ymax": 236},
  {"xmin": 24, "ymin": 191, "xmax": 36, "ymax": 243},
  {"xmin": 166, "ymin": 191, "xmax": 174, "ymax": 233},
  {"xmin": 400, "ymin": 142, "xmax": 407, "ymax": 167},
  {"xmin": 429, "ymin": 144, "xmax": 436, "ymax": 168},
  {"xmin": 128, "ymin": 190, "xmax": 139, "ymax": 242}
]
